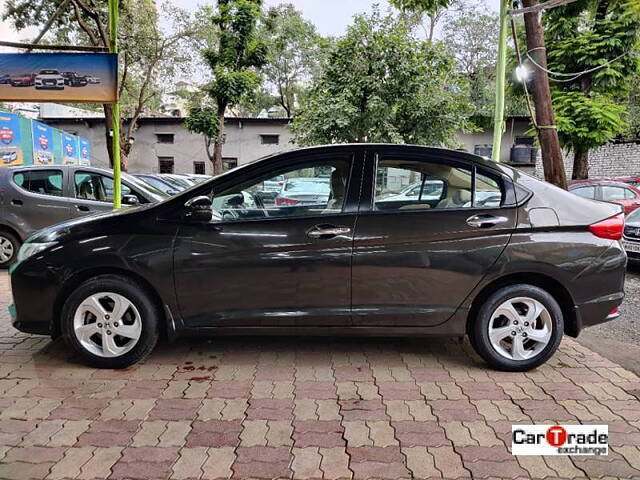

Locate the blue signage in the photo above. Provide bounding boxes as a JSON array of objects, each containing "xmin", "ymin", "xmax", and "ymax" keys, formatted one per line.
[
  {"xmin": 31, "ymin": 120, "xmax": 56, "ymax": 165},
  {"xmin": 0, "ymin": 111, "xmax": 23, "ymax": 166}
]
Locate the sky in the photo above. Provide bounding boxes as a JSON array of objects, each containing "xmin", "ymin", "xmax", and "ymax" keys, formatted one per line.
[{"xmin": 0, "ymin": 0, "xmax": 501, "ymax": 42}]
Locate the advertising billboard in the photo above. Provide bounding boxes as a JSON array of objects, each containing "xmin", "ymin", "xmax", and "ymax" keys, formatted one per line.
[
  {"xmin": 0, "ymin": 111, "xmax": 24, "ymax": 166},
  {"xmin": 79, "ymin": 137, "xmax": 91, "ymax": 165},
  {"xmin": 0, "ymin": 53, "xmax": 117, "ymax": 102},
  {"xmin": 32, "ymin": 120, "xmax": 56, "ymax": 165},
  {"xmin": 62, "ymin": 132, "xmax": 80, "ymax": 165}
]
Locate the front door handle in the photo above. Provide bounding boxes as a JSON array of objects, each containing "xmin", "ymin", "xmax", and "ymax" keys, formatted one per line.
[
  {"xmin": 307, "ymin": 225, "xmax": 351, "ymax": 239},
  {"xmin": 466, "ymin": 214, "xmax": 509, "ymax": 229},
  {"xmin": 11, "ymin": 199, "xmax": 22, "ymax": 206},
  {"xmin": 76, "ymin": 205, "xmax": 90, "ymax": 212}
]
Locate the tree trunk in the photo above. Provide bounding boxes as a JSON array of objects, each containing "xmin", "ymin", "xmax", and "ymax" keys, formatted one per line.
[
  {"xmin": 103, "ymin": 104, "xmax": 114, "ymax": 168},
  {"xmin": 572, "ymin": 149, "xmax": 589, "ymax": 180},
  {"xmin": 522, "ymin": 0, "xmax": 568, "ymax": 189},
  {"xmin": 212, "ymin": 105, "xmax": 226, "ymax": 175}
]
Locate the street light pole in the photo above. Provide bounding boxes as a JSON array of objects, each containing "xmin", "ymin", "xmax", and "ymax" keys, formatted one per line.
[
  {"xmin": 491, "ymin": 0, "xmax": 509, "ymax": 163},
  {"xmin": 108, "ymin": 0, "xmax": 122, "ymax": 209}
]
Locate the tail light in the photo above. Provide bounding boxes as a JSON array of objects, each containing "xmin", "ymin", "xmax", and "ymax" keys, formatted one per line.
[
  {"xmin": 275, "ymin": 196, "xmax": 300, "ymax": 206},
  {"xmin": 589, "ymin": 213, "xmax": 624, "ymax": 240}
]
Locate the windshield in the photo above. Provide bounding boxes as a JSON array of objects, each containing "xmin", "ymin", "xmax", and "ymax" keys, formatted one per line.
[
  {"xmin": 284, "ymin": 179, "xmax": 330, "ymax": 194},
  {"xmin": 627, "ymin": 208, "xmax": 640, "ymax": 223},
  {"xmin": 122, "ymin": 173, "xmax": 168, "ymax": 201}
]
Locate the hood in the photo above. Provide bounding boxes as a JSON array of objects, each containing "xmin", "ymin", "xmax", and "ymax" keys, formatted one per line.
[{"xmin": 27, "ymin": 204, "xmax": 151, "ymax": 244}]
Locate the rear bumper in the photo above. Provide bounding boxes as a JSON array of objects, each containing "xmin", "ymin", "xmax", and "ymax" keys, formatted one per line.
[{"xmin": 572, "ymin": 291, "xmax": 624, "ymax": 336}]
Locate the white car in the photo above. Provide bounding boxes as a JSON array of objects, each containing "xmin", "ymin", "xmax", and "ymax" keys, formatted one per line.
[
  {"xmin": 35, "ymin": 69, "xmax": 64, "ymax": 90},
  {"xmin": 86, "ymin": 76, "xmax": 101, "ymax": 84},
  {"xmin": 378, "ymin": 181, "xmax": 444, "ymax": 202}
]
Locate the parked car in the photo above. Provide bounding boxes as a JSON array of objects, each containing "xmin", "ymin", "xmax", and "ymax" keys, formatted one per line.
[
  {"xmin": 1, "ymin": 151, "xmax": 18, "ymax": 164},
  {"xmin": 275, "ymin": 177, "xmax": 331, "ymax": 206},
  {"xmin": 35, "ymin": 69, "xmax": 64, "ymax": 90},
  {"xmin": 86, "ymin": 76, "xmax": 101, "ymax": 84},
  {"xmin": 377, "ymin": 180, "xmax": 444, "ymax": 204},
  {"xmin": 9, "ymin": 73, "xmax": 36, "ymax": 87},
  {"xmin": 9, "ymin": 145, "xmax": 625, "ymax": 371},
  {"xmin": 569, "ymin": 179, "xmax": 640, "ymax": 215},
  {"xmin": 252, "ymin": 174, "xmax": 285, "ymax": 204},
  {"xmin": 161, "ymin": 174, "xmax": 194, "ymax": 190},
  {"xmin": 133, "ymin": 174, "xmax": 183, "ymax": 196},
  {"xmin": 62, "ymin": 72, "xmax": 88, "ymax": 87},
  {"xmin": 0, "ymin": 74, "xmax": 10, "ymax": 84},
  {"xmin": 622, "ymin": 207, "xmax": 640, "ymax": 259},
  {"xmin": 0, "ymin": 165, "xmax": 167, "ymax": 267}
]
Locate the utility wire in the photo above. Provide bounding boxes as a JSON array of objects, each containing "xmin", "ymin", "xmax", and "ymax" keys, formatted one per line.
[{"xmin": 526, "ymin": 46, "xmax": 631, "ymax": 82}]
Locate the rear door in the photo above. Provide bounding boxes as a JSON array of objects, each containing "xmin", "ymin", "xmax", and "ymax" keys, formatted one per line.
[
  {"xmin": 7, "ymin": 168, "xmax": 71, "ymax": 236},
  {"xmin": 351, "ymin": 150, "xmax": 517, "ymax": 327}
]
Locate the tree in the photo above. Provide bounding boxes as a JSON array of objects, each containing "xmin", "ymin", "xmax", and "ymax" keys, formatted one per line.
[
  {"xmin": 2, "ymin": 0, "xmax": 193, "ymax": 171},
  {"xmin": 389, "ymin": 0, "xmax": 454, "ymax": 40},
  {"xmin": 260, "ymin": 4, "xmax": 326, "ymax": 117},
  {"xmin": 291, "ymin": 10, "xmax": 473, "ymax": 147},
  {"xmin": 186, "ymin": 0, "xmax": 267, "ymax": 175},
  {"xmin": 544, "ymin": 0, "xmax": 640, "ymax": 179}
]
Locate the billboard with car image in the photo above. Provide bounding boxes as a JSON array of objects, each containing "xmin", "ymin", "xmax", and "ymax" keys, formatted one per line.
[
  {"xmin": 0, "ymin": 53, "xmax": 117, "ymax": 102},
  {"xmin": 0, "ymin": 111, "xmax": 24, "ymax": 166}
]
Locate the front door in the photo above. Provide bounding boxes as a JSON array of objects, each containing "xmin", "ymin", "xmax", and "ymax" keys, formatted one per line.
[
  {"xmin": 352, "ymin": 151, "xmax": 517, "ymax": 327},
  {"xmin": 173, "ymin": 151, "xmax": 363, "ymax": 327}
]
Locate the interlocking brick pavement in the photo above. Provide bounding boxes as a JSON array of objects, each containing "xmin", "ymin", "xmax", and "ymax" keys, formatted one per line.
[{"xmin": 2, "ymin": 272, "xmax": 640, "ymax": 479}]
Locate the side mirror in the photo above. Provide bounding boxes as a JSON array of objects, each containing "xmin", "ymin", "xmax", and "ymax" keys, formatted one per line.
[
  {"xmin": 122, "ymin": 194, "xmax": 139, "ymax": 206},
  {"xmin": 185, "ymin": 195, "xmax": 213, "ymax": 222}
]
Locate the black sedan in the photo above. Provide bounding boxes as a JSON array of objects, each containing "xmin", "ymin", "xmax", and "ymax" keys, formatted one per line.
[{"xmin": 9, "ymin": 145, "xmax": 626, "ymax": 371}]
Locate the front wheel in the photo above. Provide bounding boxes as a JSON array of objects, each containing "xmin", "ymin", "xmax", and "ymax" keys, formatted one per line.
[
  {"xmin": 470, "ymin": 284, "xmax": 564, "ymax": 371},
  {"xmin": 61, "ymin": 274, "xmax": 160, "ymax": 368}
]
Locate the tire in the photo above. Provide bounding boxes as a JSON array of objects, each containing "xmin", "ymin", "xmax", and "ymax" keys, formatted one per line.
[
  {"xmin": 61, "ymin": 274, "xmax": 160, "ymax": 368},
  {"xmin": 0, "ymin": 230, "xmax": 21, "ymax": 268},
  {"xmin": 470, "ymin": 284, "xmax": 564, "ymax": 371}
]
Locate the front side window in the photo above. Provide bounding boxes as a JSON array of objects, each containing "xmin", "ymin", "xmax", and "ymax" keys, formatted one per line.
[
  {"xmin": 210, "ymin": 157, "xmax": 351, "ymax": 221},
  {"xmin": 75, "ymin": 172, "xmax": 131, "ymax": 202},
  {"xmin": 375, "ymin": 158, "xmax": 471, "ymax": 211},
  {"xmin": 14, "ymin": 170, "xmax": 63, "ymax": 197},
  {"xmin": 572, "ymin": 186, "xmax": 596, "ymax": 199}
]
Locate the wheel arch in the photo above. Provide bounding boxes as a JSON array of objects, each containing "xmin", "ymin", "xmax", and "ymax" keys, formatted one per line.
[
  {"xmin": 466, "ymin": 272, "xmax": 578, "ymax": 337},
  {"xmin": 52, "ymin": 266, "xmax": 171, "ymax": 340},
  {"xmin": 0, "ymin": 224, "xmax": 23, "ymax": 242}
]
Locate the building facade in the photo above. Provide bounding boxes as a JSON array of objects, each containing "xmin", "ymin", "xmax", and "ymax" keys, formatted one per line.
[{"xmin": 41, "ymin": 112, "xmax": 538, "ymax": 174}]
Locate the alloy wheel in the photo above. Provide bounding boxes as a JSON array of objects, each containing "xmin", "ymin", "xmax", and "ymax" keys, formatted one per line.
[
  {"xmin": 488, "ymin": 296, "xmax": 553, "ymax": 361},
  {"xmin": 73, "ymin": 292, "xmax": 142, "ymax": 358},
  {"xmin": 0, "ymin": 236, "xmax": 14, "ymax": 263}
]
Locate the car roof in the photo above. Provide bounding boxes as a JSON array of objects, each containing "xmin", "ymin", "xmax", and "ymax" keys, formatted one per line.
[{"xmin": 570, "ymin": 179, "xmax": 637, "ymax": 189}]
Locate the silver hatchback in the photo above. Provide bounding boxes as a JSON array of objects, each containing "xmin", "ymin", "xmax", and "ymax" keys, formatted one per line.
[{"xmin": 0, "ymin": 165, "xmax": 166, "ymax": 267}]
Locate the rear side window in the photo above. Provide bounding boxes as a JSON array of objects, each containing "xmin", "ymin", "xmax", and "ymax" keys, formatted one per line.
[
  {"xmin": 602, "ymin": 186, "xmax": 627, "ymax": 201},
  {"xmin": 13, "ymin": 170, "xmax": 63, "ymax": 197},
  {"xmin": 475, "ymin": 170, "xmax": 504, "ymax": 207},
  {"xmin": 572, "ymin": 186, "xmax": 596, "ymax": 199}
]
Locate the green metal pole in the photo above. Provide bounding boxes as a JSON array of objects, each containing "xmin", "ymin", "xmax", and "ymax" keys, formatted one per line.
[
  {"xmin": 491, "ymin": 0, "xmax": 509, "ymax": 163},
  {"xmin": 108, "ymin": 0, "xmax": 121, "ymax": 209}
]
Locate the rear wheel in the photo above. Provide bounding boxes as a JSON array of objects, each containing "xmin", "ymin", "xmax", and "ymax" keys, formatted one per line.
[
  {"xmin": 0, "ymin": 231, "xmax": 20, "ymax": 268},
  {"xmin": 470, "ymin": 284, "xmax": 563, "ymax": 371},
  {"xmin": 61, "ymin": 275, "xmax": 159, "ymax": 368}
]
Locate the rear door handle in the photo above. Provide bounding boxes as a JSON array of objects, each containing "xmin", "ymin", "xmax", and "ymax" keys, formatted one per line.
[
  {"xmin": 76, "ymin": 205, "xmax": 90, "ymax": 212},
  {"xmin": 307, "ymin": 225, "xmax": 351, "ymax": 239},
  {"xmin": 11, "ymin": 199, "xmax": 22, "ymax": 206},
  {"xmin": 466, "ymin": 214, "xmax": 509, "ymax": 228}
]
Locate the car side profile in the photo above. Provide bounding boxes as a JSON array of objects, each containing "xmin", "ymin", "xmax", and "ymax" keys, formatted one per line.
[
  {"xmin": 9, "ymin": 145, "xmax": 626, "ymax": 371},
  {"xmin": 0, "ymin": 165, "xmax": 166, "ymax": 267},
  {"xmin": 570, "ymin": 179, "xmax": 640, "ymax": 215}
]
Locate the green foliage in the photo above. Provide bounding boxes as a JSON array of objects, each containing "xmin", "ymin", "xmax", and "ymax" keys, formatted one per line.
[
  {"xmin": 554, "ymin": 91, "xmax": 628, "ymax": 151},
  {"xmin": 389, "ymin": 0, "xmax": 453, "ymax": 13},
  {"xmin": 186, "ymin": 0, "xmax": 266, "ymax": 173},
  {"xmin": 291, "ymin": 10, "xmax": 473, "ymax": 147},
  {"xmin": 259, "ymin": 3, "xmax": 326, "ymax": 116},
  {"xmin": 543, "ymin": 0, "xmax": 640, "ymax": 151},
  {"xmin": 184, "ymin": 106, "xmax": 219, "ymax": 140}
]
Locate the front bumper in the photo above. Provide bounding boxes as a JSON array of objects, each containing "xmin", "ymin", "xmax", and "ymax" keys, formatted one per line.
[{"xmin": 9, "ymin": 260, "xmax": 60, "ymax": 337}]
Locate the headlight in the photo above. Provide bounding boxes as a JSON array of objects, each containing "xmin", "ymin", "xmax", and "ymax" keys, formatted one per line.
[{"xmin": 17, "ymin": 242, "xmax": 56, "ymax": 263}]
